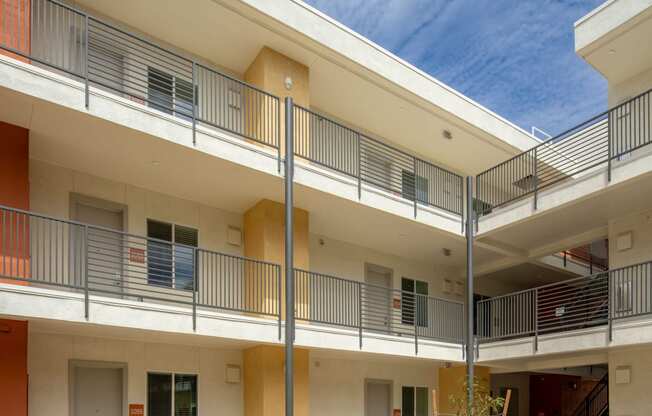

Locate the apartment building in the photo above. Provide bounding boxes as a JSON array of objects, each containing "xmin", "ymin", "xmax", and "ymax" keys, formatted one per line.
[{"xmin": 0, "ymin": 0, "xmax": 650, "ymax": 415}]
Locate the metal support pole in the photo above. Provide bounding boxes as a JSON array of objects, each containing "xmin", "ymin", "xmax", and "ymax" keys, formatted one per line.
[
  {"xmin": 84, "ymin": 225, "xmax": 89, "ymax": 320},
  {"xmin": 278, "ymin": 99, "xmax": 282, "ymax": 174},
  {"xmin": 608, "ymin": 271, "xmax": 613, "ymax": 342},
  {"xmin": 192, "ymin": 61, "xmax": 197, "ymax": 146},
  {"xmin": 84, "ymin": 15, "xmax": 89, "ymax": 109},
  {"xmin": 284, "ymin": 96, "xmax": 295, "ymax": 416},
  {"xmin": 413, "ymin": 157, "xmax": 418, "ymax": 219},
  {"xmin": 357, "ymin": 134, "xmax": 362, "ymax": 200},
  {"xmin": 465, "ymin": 176, "xmax": 475, "ymax": 411},
  {"xmin": 358, "ymin": 281, "xmax": 363, "ymax": 349},
  {"xmin": 192, "ymin": 248, "xmax": 197, "ymax": 331},
  {"xmin": 414, "ymin": 295, "xmax": 418, "ymax": 355},
  {"xmin": 534, "ymin": 288, "xmax": 539, "ymax": 352},
  {"xmin": 278, "ymin": 264, "xmax": 282, "ymax": 340}
]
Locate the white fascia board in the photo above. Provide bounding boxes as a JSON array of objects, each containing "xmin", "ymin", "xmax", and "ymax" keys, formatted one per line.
[{"xmin": 230, "ymin": 0, "xmax": 539, "ymax": 152}]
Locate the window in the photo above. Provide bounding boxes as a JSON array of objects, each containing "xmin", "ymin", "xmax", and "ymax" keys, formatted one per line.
[
  {"xmin": 401, "ymin": 170, "xmax": 428, "ymax": 203},
  {"xmin": 147, "ymin": 220, "xmax": 198, "ymax": 290},
  {"xmin": 401, "ymin": 278, "xmax": 428, "ymax": 327},
  {"xmin": 402, "ymin": 386, "xmax": 428, "ymax": 416},
  {"xmin": 148, "ymin": 373, "xmax": 197, "ymax": 416},
  {"xmin": 147, "ymin": 67, "xmax": 195, "ymax": 121}
]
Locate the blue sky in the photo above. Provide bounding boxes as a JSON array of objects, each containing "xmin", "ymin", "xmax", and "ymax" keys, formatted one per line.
[{"xmin": 304, "ymin": 0, "xmax": 607, "ymax": 137}]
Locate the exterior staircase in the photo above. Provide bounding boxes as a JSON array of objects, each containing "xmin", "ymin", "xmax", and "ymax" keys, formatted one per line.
[{"xmin": 571, "ymin": 373, "xmax": 608, "ymax": 416}]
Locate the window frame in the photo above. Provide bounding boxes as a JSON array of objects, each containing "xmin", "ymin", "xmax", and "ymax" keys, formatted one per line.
[
  {"xmin": 401, "ymin": 277, "xmax": 429, "ymax": 327},
  {"xmin": 147, "ymin": 66, "xmax": 196, "ymax": 121},
  {"xmin": 147, "ymin": 371, "xmax": 199, "ymax": 416},
  {"xmin": 401, "ymin": 385, "xmax": 429, "ymax": 416},
  {"xmin": 146, "ymin": 219, "xmax": 199, "ymax": 290}
]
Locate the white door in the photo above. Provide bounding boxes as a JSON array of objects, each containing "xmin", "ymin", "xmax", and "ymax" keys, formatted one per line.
[
  {"xmin": 73, "ymin": 366, "xmax": 123, "ymax": 416},
  {"xmin": 74, "ymin": 202, "xmax": 124, "ymax": 296},
  {"xmin": 364, "ymin": 265, "xmax": 393, "ymax": 333},
  {"xmin": 366, "ymin": 380, "xmax": 391, "ymax": 416}
]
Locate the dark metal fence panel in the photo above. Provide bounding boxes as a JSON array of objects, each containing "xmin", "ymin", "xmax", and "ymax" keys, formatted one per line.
[
  {"xmin": 293, "ymin": 104, "xmax": 463, "ymax": 216},
  {"xmin": 294, "ymin": 269, "xmax": 464, "ymax": 343},
  {"xmin": 477, "ymin": 89, "xmax": 652, "ymax": 216},
  {"xmin": 0, "ymin": 0, "xmax": 281, "ymax": 148},
  {"xmin": 0, "ymin": 0, "xmax": 86, "ymax": 76},
  {"xmin": 195, "ymin": 64, "xmax": 280, "ymax": 148},
  {"xmin": 86, "ymin": 226, "xmax": 194, "ymax": 305},
  {"xmin": 537, "ymin": 272, "xmax": 609, "ymax": 334},
  {"xmin": 611, "ymin": 89, "xmax": 652, "ymax": 159},
  {"xmin": 415, "ymin": 158, "xmax": 463, "ymax": 215},
  {"xmin": 292, "ymin": 105, "xmax": 359, "ymax": 177},
  {"xmin": 197, "ymin": 249, "xmax": 280, "ymax": 316},
  {"xmin": 476, "ymin": 289, "xmax": 535, "ymax": 340},
  {"xmin": 87, "ymin": 16, "xmax": 194, "ymax": 120},
  {"xmin": 610, "ymin": 261, "xmax": 652, "ymax": 320},
  {"xmin": 0, "ymin": 206, "xmax": 85, "ymax": 288},
  {"xmin": 294, "ymin": 268, "xmax": 359, "ymax": 328}
]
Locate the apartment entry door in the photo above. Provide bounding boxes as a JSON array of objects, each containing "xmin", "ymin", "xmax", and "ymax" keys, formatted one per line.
[
  {"xmin": 364, "ymin": 263, "xmax": 393, "ymax": 333},
  {"xmin": 72, "ymin": 196, "xmax": 125, "ymax": 296},
  {"xmin": 72, "ymin": 365, "xmax": 124, "ymax": 416},
  {"xmin": 365, "ymin": 380, "xmax": 392, "ymax": 416}
]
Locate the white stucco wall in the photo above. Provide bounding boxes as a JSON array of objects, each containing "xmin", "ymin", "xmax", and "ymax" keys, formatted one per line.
[
  {"xmin": 309, "ymin": 355, "xmax": 440, "ymax": 416},
  {"xmin": 28, "ymin": 332, "xmax": 243, "ymax": 416}
]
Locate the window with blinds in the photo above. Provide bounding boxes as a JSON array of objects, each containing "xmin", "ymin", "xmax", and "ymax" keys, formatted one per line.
[{"xmin": 147, "ymin": 219, "xmax": 198, "ymax": 290}]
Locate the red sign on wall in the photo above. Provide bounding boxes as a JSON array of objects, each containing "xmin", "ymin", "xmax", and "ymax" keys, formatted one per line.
[
  {"xmin": 129, "ymin": 247, "xmax": 145, "ymax": 263},
  {"xmin": 129, "ymin": 404, "xmax": 144, "ymax": 416}
]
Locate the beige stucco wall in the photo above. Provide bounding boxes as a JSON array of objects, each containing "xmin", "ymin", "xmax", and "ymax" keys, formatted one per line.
[
  {"xmin": 29, "ymin": 158, "xmax": 244, "ymax": 257},
  {"xmin": 309, "ymin": 234, "xmax": 462, "ymax": 302},
  {"xmin": 28, "ymin": 332, "xmax": 243, "ymax": 416},
  {"xmin": 608, "ymin": 66, "xmax": 652, "ymax": 107},
  {"xmin": 609, "ymin": 346, "xmax": 652, "ymax": 416},
  {"xmin": 608, "ymin": 209, "xmax": 652, "ymax": 268},
  {"xmin": 309, "ymin": 355, "xmax": 440, "ymax": 416}
]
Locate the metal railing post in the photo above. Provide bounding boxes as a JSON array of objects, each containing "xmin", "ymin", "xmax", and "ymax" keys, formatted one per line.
[
  {"xmin": 358, "ymin": 281, "xmax": 363, "ymax": 349},
  {"xmin": 414, "ymin": 294, "xmax": 418, "ymax": 355},
  {"xmin": 192, "ymin": 61, "xmax": 197, "ymax": 146},
  {"xmin": 278, "ymin": 264, "xmax": 282, "ymax": 340},
  {"xmin": 534, "ymin": 288, "xmax": 539, "ymax": 352},
  {"xmin": 533, "ymin": 147, "xmax": 539, "ymax": 210},
  {"xmin": 278, "ymin": 100, "xmax": 282, "ymax": 174},
  {"xmin": 608, "ymin": 109, "xmax": 612, "ymax": 182},
  {"xmin": 84, "ymin": 14, "xmax": 89, "ymax": 109},
  {"xmin": 413, "ymin": 157, "xmax": 418, "ymax": 219},
  {"xmin": 357, "ymin": 133, "xmax": 362, "ymax": 200},
  {"xmin": 84, "ymin": 225, "xmax": 89, "ymax": 320},
  {"xmin": 284, "ymin": 96, "xmax": 295, "ymax": 416},
  {"xmin": 608, "ymin": 269, "xmax": 613, "ymax": 342},
  {"xmin": 192, "ymin": 247, "xmax": 197, "ymax": 331}
]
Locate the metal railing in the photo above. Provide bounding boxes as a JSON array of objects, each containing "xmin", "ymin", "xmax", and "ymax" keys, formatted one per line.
[
  {"xmin": 476, "ymin": 88, "xmax": 652, "ymax": 216},
  {"xmin": 0, "ymin": 205, "xmax": 282, "ymax": 333},
  {"xmin": 294, "ymin": 269, "xmax": 465, "ymax": 349},
  {"xmin": 477, "ymin": 260, "xmax": 652, "ymax": 346},
  {"xmin": 293, "ymin": 104, "xmax": 464, "ymax": 218},
  {"xmin": 0, "ymin": 205, "xmax": 465, "ymax": 350},
  {"xmin": 0, "ymin": 0, "xmax": 281, "ymax": 153},
  {"xmin": 571, "ymin": 373, "xmax": 608, "ymax": 416}
]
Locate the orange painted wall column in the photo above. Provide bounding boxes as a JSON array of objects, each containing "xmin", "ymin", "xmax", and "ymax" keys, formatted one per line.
[
  {"xmin": 0, "ymin": 0, "xmax": 31, "ymax": 62},
  {"xmin": 0, "ymin": 121, "xmax": 30, "ymax": 283},
  {"xmin": 0, "ymin": 319, "xmax": 28, "ymax": 416}
]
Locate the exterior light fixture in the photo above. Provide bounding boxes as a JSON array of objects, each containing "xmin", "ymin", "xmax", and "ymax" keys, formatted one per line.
[
  {"xmin": 284, "ymin": 75, "xmax": 293, "ymax": 90},
  {"xmin": 442, "ymin": 130, "xmax": 453, "ymax": 140}
]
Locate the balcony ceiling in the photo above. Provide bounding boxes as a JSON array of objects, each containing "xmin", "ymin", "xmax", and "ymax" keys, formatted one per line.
[
  {"xmin": 576, "ymin": 2, "xmax": 652, "ymax": 85},
  {"xmin": 74, "ymin": 0, "xmax": 536, "ymax": 177}
]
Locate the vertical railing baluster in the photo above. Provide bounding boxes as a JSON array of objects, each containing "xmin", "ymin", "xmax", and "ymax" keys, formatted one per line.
[
  {"xmin": 84, "ymin": 13, "xmax": 89, "ymax": 109},
  {"xmin": 84, "ymin": 224, "xmax": 89, "ymax": 319},
  {"xmin": 358, "ymin": 281, "xmax": 363, "ymax": 349},
  {"xmin": 192, "ymin": 247, "xmax": 197, "ymax": 331}
]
